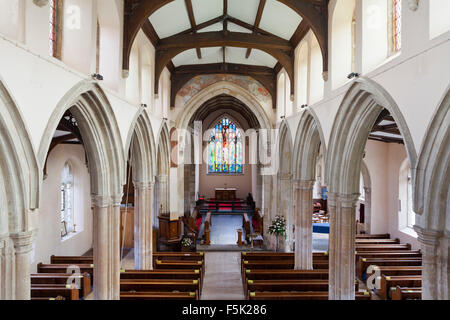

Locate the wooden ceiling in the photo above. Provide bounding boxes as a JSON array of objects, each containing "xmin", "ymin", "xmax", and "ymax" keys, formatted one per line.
[
  {"xmin": 369, "ymin": 109, "xmax": 404, "ymax": 144},
  {"xmin": 123, "ymin": 0, "xmax": 329, "ymax": 105}
]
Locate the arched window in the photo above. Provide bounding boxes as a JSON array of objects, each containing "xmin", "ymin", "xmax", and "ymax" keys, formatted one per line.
[
  {"xmin": 399, "ymin": 159, "xmax": 416, "ymax": 231},
  {"xmin": 207, "ymin": 117, "xmax": 243, "ymax": 174},
  {"xmin": 61, "ymin": 162, "xmax": 74, "ymax": 237},
  {"xmin": 49, "ymin": 0, "xmax": 63, "ymax": 59}
]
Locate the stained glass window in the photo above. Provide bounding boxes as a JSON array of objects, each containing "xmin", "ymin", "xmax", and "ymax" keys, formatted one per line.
[
  {"xmin": 393, "ymin": 0, "xmax": 402, "ymax": 52},
  {"xmin": 208, "ymin": 118, "xmax": 243, "ymax": 174}
]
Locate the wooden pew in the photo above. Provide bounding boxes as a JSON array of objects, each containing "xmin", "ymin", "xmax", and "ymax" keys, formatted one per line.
[
  {"xmin": 242, "ymin": 260, "xmax": 329, "ymax": 271},
  {"xmin": 366, "ymin": 266, "xmax": 422, "ymax": 277},
  {"xmin": 241, "ymin": 252, "xmax": 329, "ymax": 261},
  {"xmin": 391, "ymin": 286, "xmax": 422, "ymax": 300},
  {"xmin": 248, "ymin": 291, "xmax": 372, "ymax": 300},
  {"xmin": 355, "ymin": 244, "xmax": 411, "ymax": 251},
  {"xmin": 243, "ymin": 269, "xmax": 329, "ymax": 293},
  {"xmin": 120, "ymin": 279, "xmax": 200, "ymax": 293},
  {"xmin": 37, "ymin": 263, "xmax": 94, "ymax": 280},
  {"xmin": 31, "ymin": 286, "xmax": 79, "ymax": 300},
  {"xmin": 50, "ymin": 255, "xmax": 93, "ymax": 265},
  {"xmin": 31, "ymin": 296, "xmax": 66, "ymax": 301},
  {"xmin": 120, "ymin": 291, "xmax": 198, "ymax": 300},
  {"xmin": 356, "ymin": 234, "xmax": 390, "ymax": 239},
  {"xmin": 355, "ymin": 238, "xmax": 400, "ymax": 244},
  {"xmin": 356, "ymin": 258, "xmax": 422, "ymax": 280},
  {"xmin": 153, "ymin": 252, "xmax": 204, "ymax": 262},
  {"xmin": 246, "ymin": 279, "xmax": 333, "ymax": 299},
  {"xmin": 154, "ymin": 260, "xmax": 205, "ymax": 277},
  {"xmin": 378, "ymin": 275, "xmax": 422, "ymax": 300},
  {"xmin": 355, "ymin": 250, "xmax": 421, "ymax": 262},
  {"xmin": 121, "ymin": 270, "xmax": 202, "ymax": 293},
  {"xmin": 31, "ymin": 273, "xmax": 91, "ymax": 298}
]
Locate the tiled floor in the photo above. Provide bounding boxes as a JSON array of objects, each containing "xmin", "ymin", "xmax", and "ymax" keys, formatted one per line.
[{"xmin": 200, "ymin": 251, "xmax": 245, "ymax": 300}]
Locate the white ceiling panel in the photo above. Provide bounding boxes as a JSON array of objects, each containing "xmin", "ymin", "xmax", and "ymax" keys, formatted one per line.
[
  {"xmin": 228, "ymin": 0, "xmax": 260, "ymax": 25},
  {"xmin": 149, "ymin": 0, "xmax": 191, "ymax": 39},
  {"xmin": 225, "ymin": 47, "xmax": 277, "ymax": 68},
  {"xmin": 192, "ymin": 0, "xmax": 223, "ymax": 25},
  {"xmin": 172, "ymin": 47, "xmax": 224, "ymax": 67},
  {"xmin": 228, "ymin": 22, "xmax": 253, "ymax": 33},
  {"xmin": 371, "ymin": 132, "xmax": 403, "ymax": 139},
  {"xmin": 259, "ymin": 0, "xmax": 302, "ymax": 40},
  {"xmin": 378, "ymin": 120, "xmax": 396, "ymax": 126},
  {"xmin": 198, "ymin": 22, "xmax": 223, "ymax": 33}
]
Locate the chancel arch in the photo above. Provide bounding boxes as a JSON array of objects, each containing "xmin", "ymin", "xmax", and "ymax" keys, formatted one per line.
[
  {"xmin": 124, "ymin": 109, "xmax": 157, "ymax": 270},
  {"xmin": 413, "ymin": 87, "xmax": 450, "ymax": 300},
  {"xmin": 0, "ymin": 80, "xmax": 39, "ymax": 300},
  {"xmin": 292, "ymin": 108, "xmax": 327, "ymax": 270},
  {"xmin": 325, "ymin": 77, "xmax": 417, "ymax": 300},
  {"xmin": 38, "ymin": 80, "xmax": 125, "ymax": 300}
]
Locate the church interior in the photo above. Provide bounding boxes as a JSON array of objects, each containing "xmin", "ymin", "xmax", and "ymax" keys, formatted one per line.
[{"xmin": 0, "ymin": 0, "xmax": 449, "ymax": 301}]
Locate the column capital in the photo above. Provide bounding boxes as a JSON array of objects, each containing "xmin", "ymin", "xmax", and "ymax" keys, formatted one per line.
[
  {"xmin": 9, "ymin": 231, "xmax": 34, "ymax": 254},
  {"xmin": 293, "ymin": 180, "xmax": 315, "ymax": 190},
  {"xmin": 414, "ymin": 226, "xmax": 443, "ymax": 246},
  {"xmin": 329, "ymin": 193, "xmax": 360, "ymax": 208},
  {"xmin": 112, "ymin": 194, "xmax": 124, "ymax": 207},
  {"xmin": 278, "ymin": 173, "xmax": 293, "ymax": 181},
  {"xmin": 134, "ymin": 181, "xmax": 155, "ymax": 190},
  {"xmin": 91, "ymin": 195, "xmax": 112, "ymax": 208}
]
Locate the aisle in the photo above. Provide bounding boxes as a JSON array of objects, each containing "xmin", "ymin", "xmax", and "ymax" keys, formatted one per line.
[{"xmin": 200, "ymin": 252, "xmax": 245, "ymax": 300}]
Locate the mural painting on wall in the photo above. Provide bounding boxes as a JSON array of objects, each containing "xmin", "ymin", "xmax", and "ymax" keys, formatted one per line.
[{"xmin": 178, "ymin": 74, "xmax": 271, "ymax": 104}]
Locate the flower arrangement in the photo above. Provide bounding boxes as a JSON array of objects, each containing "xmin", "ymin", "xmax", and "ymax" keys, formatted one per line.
[
  {"xmin": 181, "ymin": 237, "xmax": 193, "ymax": 248},
  {"xmin": 268, "ymin": 215, "xmax": 287, "ymax": 239}
]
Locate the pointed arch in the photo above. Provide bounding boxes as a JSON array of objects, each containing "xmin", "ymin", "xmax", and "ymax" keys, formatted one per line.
[
  {"xmin": 0, "ymin": 79, "xmax": 40, "ymax": 300},
  {"xmin": 293, "ymin": 109, "xmax": 327, "ymax": 181},
  {"xmin": 37, "ymin": 80, "xmax": 125, "ymax": 300},
  {"xmin": 325, "ymin": 77, "xmax": 417, "ymax": 300}
]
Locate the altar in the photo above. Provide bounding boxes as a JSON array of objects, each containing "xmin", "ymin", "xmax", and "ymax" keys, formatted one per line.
[{"xmin": 215, "ymin": 188, "xmax": 237, "ymax": 201}]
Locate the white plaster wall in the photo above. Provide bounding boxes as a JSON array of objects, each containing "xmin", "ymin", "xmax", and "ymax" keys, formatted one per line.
[
  {"xmin": 364, "ymin": 140, "xmax": 420, "ymax": 249},
  {"xmin": 31, "ymin": 144, "xmax": 92, "ymax": 272}
]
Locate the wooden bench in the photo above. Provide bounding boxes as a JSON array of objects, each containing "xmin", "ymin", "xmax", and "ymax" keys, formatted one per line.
[
  {"xmin": 242, "ymin": 260, "xmax": 329, "ymax": 272},
  {"xmin": 378, "ymin": 275, "xmax": 422, "ymax": 300},
  {"xmin": 243, "ymin": 270, "xmax": 330, "ymax": 294},
  {"xmin": 355, "ymin": 250, "xmax": 421, "ymax": 262},
  {"xmin": 355, "ymin": 238, "xmax": 400, "ymax": 244},
  {"xmin": 31, "ymin": 272, "xmax": 91, "ymax": 298},
  {"xmin": 241, "ymin": 252, "xmax": 329, "ymax": 261},
  {"xmin": 355, "ymin": 244, "xmax": 411, "ymax": 251},
  {"xmin": 121, "ymin": 270, "xmax": 202, "ymax": 293},
  {"xmin": 391, "ymin": 286, "xmax": 422, "ymax": 300},
  {"xmin": 31, "ymin": 286, "xmax": 79, "ymax": 300},
  {"xmin": 50, "ymin": 255, "xmax": 93, "ymax": 265},
  {"xmin": 248, "ymin": 291, "xmax": 372, "ymax": 300},
  {"xmin": 356, "ymin": 234, "xmax": 390, "ymax": 239},
  {"xmin": 120, "ymin": 291, "xmax": 198, "ymax": 300},
  {"xmin": 357, "ymin": 258, "xmax": 422, "ymax": 280},
  {"xmin": 37, "ymin": 263, "xmax": 94, "ymax": 280},
  {"xmin": 153, "ymin": 252, "xmax": 204, "ymax": 262},
  {"xmin": 366, "ymin": 266, "xmax": 422, "ymax": 277},
  {"xmin": 120, "ymin": 279, "xmax": 201, "ymax": 294},
  {"xmin": 31, "ymin": 295, "xmax": 66, "ymax": 301},
  {"xmin": 154, "ymin": 260, "xmax": 205, "ymax": 277}
]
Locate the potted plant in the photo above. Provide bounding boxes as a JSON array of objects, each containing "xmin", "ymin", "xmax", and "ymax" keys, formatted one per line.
[
  {"xmin": 181, "ymin": 236, "xmax": 194, "ymax": 252},
  {"xmin": 268, "ymin": 215, "xmax": 287, "ymax": 252}
]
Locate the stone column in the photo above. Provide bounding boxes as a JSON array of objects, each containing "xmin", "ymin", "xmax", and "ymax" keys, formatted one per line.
[
  {"xmin": 261, "ymin": 174, "xmax": 274, "ymax": 250},
  {"xmin": 328, "ymin": 193, "xmax": 359, "ymax": 300},
  {"xmin": 10, "ymin": 231, "xmax": 34, "ymax": 300},
  {"xmin": 92, "ymin": 195, "xmax": 120, "ymax": 300},
  {"xmin": 134, "ymin": 181, "xmax": 154, "ymax": 270},
  {"xmin": 111, "ymin": 194, "xmax": 122, "ymax": 300},
  {"xmin": 414, "ymin": 226, "xmax": 449, "ymax": 300},
  {"xmin": 294, "ymin": 180, "xmax": 315, "ymax": 270},
  {"xmin": 278, "ymin": 173, "xmax": 293, "ymax": 252},
  {"xmin": 158, "ymin": 174, "xmax": 169, "ymax": 212}
]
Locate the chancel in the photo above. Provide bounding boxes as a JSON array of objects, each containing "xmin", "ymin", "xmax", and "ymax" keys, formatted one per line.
[{"xmin": 0, "ymin": 0, "xmax": 448, "ymax": 302}]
